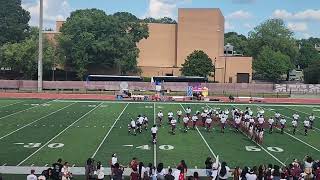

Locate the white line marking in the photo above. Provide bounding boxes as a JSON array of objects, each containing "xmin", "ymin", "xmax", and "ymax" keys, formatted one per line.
[
  {"xmin": 72, "ymin": 164, "xmax": 75, "ymax": 167},
  {"xmin": 255, "ymin": 105, "xmax": 320, "ymax": 153},
  {"xmin": 31, "ymin": 164, "xmax": 34, "ymax": 166},
  {"xmin": 91, "ymin": 103, "xmax": 129, "ymax": 158},
  {"xmin": 153, "ymin": 102, "xmax": 157, "ymax": 166},
  {"xmin": 17, "ymin": 103, "xmax": 103, "ymax": 166},
  {"xmin": 53, "ymin": 100, "xmax": 320, "ymax": 108},
  {"xmin": 283, "ymin": 106, "xmax": 320, "ymax": 132},
  {"xmin": 123, "ymin": 145, "xmax": 134, "ymax": 147},
  {"xmin": 0, "ymin": 101, "xmax": 22, "ymax": 109},
  {"xmin": 44, "ymin": 164, "xmax": 48, "ymax": 167},
  {"xmin": 2, "ymin": 163, "xmax": 7, "ymax": 166},
  {"xmin": 0, "ymin": 100, "xmax": 54, "ymax": 120},
  {"xmin": 180, "ymin": 104, "xmax": 217, "ymax": 158},
  {"xmin": 0, "ymin": 103, "xmax": 76, "ymax": 141}
]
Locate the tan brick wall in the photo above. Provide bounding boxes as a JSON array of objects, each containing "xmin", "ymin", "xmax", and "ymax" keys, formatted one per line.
[
  {"xmin": 139, "ymin": 66, "xmax": 181, "ymax": 77},
  {"xmin": 214, "ymin": 56, "xmax": 253, "ymax": 83},
  {"xmin": 137, "ymin": 23, "xmax": 177, "ymax": 67},
  {"xmin": 177, "ymin": 8, "xmax": 224, "ymax": 66}
]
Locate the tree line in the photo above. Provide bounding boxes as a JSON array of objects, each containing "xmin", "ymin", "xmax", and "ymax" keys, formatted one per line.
[{"xmin": 0, "ymin": 0, "xmax": 319, "ymax": 83}]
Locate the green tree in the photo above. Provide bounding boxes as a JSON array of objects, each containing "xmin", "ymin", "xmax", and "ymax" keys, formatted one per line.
[
  {"xmin": 144, "ymin": 17, "xmax": 177, "ymax": 24},
  {"xmin": 0, "ymin": 27, "xmax": 54, "ymax": 79},
  {"xmin": 180, "ymin": 50, "xmax": 214, "ymax": 78},
  {"xmin": 248, "ymin": 19, "xmax": 298, "ymax": 61},
  {"xmin": 304, "ymin": 60, "xmax": 320, "ymax": 84},
  {"xmin": 0, "ymin": 0, "xmax": 30, "ymax": 46},
  {"xmin": 58, "ymin": 9, "xmax": 149, "ymax": 79},
  {"xmin": 253, "ymin": 46, "xmax": 292, "ymax": 82},
  {"xmin": 225, "ymin": 32, "xmax": 249, "ymax": 55},
  {"xmin": 297, "ymin": 43, "xmax": 320, "ymax": 69},
  {"xmin": 248, "ymin": 19, "xmax": 298, "ymax": 80}
]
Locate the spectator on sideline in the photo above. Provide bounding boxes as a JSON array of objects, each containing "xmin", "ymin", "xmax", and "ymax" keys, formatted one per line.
[
  {"xmin": 257, "ymin": 165, "xmax": 266, "ymax": 180},
  {"xmin": 130, "ymin": 167, "xmax": 139, "ymax": 180},
  {"xmin": 272, "ymin": 165, "xmax": 281, "ymax": 180},
  {"xmin": 38, "ymin": 171, "xmax": 47, "ymax": 180},
  {"xmin": 232, "ymin": 167, "xmax": 240, "ymax": 180},
  {"xmin": 43, "ymin": 168, "xmax": 53, "ymax": 179},
  {"xmin": 145, "ymin": 163, "xmax": 155, "ymax": 179},
  {"xmin": 130, "ymin": 157, "xmax": 139, "ymax": 170},
  {"xmin": 164, "ymin": 168, "xmax": 175, "ymax": 180},
  {"xmin": 138, "ymin": 162, "xmax": 146, "ymax": 180},
  {"xmin": 205, "ymin": 157, "xmax": 213, "ymax": 177},
  {"xmin": 240, "ymin": 166, "xmax": 249, "ymax": 180},
  {"xmin": 113, "ymin": 163, "xmax": 124, "ymax": 180},
  {"xmin": 27, "ymin": 169, "xmax": 38, "ymax": 180},
  {"xmin": 85, "ymin": 158, "xmax": 96, "ymax": 180},
  {"xmin": 192, "ymin": 172, "xmax": 199, "ymax": 180},
  {"xmin": 177, "ymin": 160, "xmax": 188, "ymax": 179},
  {"xmin": 96, "ymin": 161, "xmax": 105, "ymax": 180},
  {"xmin": 245, "ymin": 168, "xmax": 257, "ymax": 180},
  {"xmin": 156, "ymin": 163, "xmax": 166, "ymax": 180},
  {"xmin": 61, "ymin": 162, "xmax": 72, "ymax": 180},
  {"xmin": 52, "ymin": 158, "xmax": 63, "ymax": 180},
  {"xmin": 218, "ymin": 162, "xmax": 231, "ymax": 180}
]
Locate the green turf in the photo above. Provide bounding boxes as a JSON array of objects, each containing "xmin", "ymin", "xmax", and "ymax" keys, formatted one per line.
[{"xmin": 0, "ymin": 99, "xmax": 319, "ymax": 172}]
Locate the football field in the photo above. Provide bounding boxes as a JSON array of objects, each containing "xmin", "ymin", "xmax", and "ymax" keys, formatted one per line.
[{"xmin": 0, "ymin": 98, "xmax": 319, "ymax": 172}]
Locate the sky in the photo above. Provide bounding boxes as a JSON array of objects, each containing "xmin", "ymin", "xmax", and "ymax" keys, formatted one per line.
[{"xmin": 21, "ymin": 0, "xmax": 320, "ymax": 39}]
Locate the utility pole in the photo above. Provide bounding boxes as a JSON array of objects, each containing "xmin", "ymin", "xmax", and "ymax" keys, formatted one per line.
[{"xmin": 37, "ymin": 0, "xmax": 43, "ymax": 92}]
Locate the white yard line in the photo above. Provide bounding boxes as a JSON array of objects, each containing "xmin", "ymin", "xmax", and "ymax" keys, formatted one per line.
[
  {"xmin": 179, "ymin": 104, "xmax": 217, "ymax": 158},
  {"xmin": 0, "ymin": 102, "xmax": 76, "ymax": 141},
  {"xmin": 0, "ymin": 100, "xmax": 54, "ymax": 120},
  {"xmin": 153, "ymin": 102, "xmax": 157, "ymax": 166},
  {"xmin": 91, "ymin": 103, "xmax": 129, "ymax": 158},
  {"xmin": 255, "ymin": 105, "xmax": 320, "ymax": 153},
  {"xmin": 207, "ymin": 104, "xmax": 285, "ymax": 165},
  {"xmin": 53, "ymin": 100, "xmax": 320, "ymax": 108},
  {"xmin": 17, "ymin": 103, "xmax": 103, "ymax": 166},
  {"xmin": 0, "ymin": 101, "xmax": 22, "ymax": 109},
  {"xmin": 283, "ymin": 106, "xmax": 320, "ymax": 132}
]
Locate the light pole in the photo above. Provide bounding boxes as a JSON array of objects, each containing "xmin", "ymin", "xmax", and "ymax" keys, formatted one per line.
[
  {"xmin": 37, "ymin": 0, "xmax": 43, "ymax": 92},
  {"xmin": 224, "ymin": 48, "xmax": 228, "ymax": 83},
  {"xmin": 213, "ymin": 57, "xmax": 216, "ymax": 82}
]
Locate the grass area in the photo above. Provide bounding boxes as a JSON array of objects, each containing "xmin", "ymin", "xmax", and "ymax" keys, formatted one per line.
[{"xmin": 0, "ymin": 99, "xmax": 319, "ymax": 176}]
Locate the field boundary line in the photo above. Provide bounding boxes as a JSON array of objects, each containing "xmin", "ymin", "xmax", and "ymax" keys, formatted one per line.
[
  {"xmin": 0, "ymin": 100, "xmax": 55, "ymax": 120},
  {"xmin": 53, "ymin": 100, "xmax": 320, "ymax": 108},
  {"xmin": 0, "ymin": 102, "xmax": 76, "ymax": 141},
  {"xmin": 179, "ymin": 104, "xmax": 217, "ymax": 158},
  {"xmin": 17, "ymin": 102, "xmax": 103, "ymax": 166},
  {"xmin": 153, "ymin": 102, "xmax": 157, "ymax": 166},
  {"xmin": 256, "ymin": 105, "xmax": 320, "ymax": 153},
  {"xmin": 207, "ymin": 104, "xmax": 285, "ymax": 165},
  {"xmin": 91, "ymin": 103, "xmax": 129, "ymax": 158},
  {"xmin": 0, "ymin": 101, "xmax": 23, "ymax": 109},
  {"xmin": 283, "ymin": 106, "xmax": 320, "ymax": 132}
]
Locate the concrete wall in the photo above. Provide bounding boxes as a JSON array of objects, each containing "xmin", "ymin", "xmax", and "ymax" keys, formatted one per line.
[{"xmin": 177, "ymin": 8, "xmax": 224, "ymax": 66}]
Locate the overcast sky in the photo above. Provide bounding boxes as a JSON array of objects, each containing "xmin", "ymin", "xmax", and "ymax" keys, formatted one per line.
[{"xmin": 22, "ymin": 0, "xmax": 320, "ymax": 39}]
